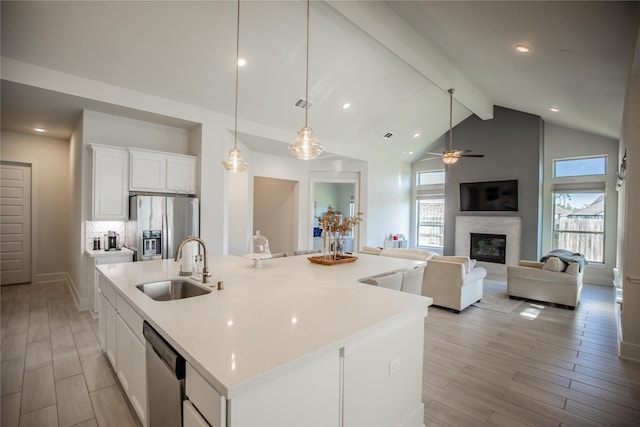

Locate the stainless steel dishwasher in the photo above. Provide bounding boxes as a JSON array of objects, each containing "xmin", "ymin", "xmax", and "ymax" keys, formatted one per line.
[{"xmin": 143, "ymin": 321, "xmax": 186, "ymax": 427}]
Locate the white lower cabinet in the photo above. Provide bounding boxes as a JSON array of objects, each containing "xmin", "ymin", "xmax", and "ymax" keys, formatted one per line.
[
  {"xmin": 186, "ymin": 350, "xmax": 340, "ymax": 427},
  {"xmin": 185, "ymin": 363, "xmax": 225, "ymax": 427},
  {"xmin": 183, "ymin": 399, "xmax": 212, "ymax": 427},
  {"xmin": 97, "ymin": 272, "xmax": 147, "ymax": 426},
  {"xmin": 90, "ymin": 250, "xmax": 134, "ymax": 316},
  {"xmin": 97, "ymin": 274, "xmax": 118, "ymax": 367},
  {"xmin": 183, "ymin": 317, "xmax": 424, "ymax": 427},
  {"xmin": 116, "ymin": 316, "xmax": 147, "ymax": 425}
]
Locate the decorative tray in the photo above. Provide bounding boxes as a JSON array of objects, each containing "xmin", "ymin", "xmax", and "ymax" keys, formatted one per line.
[{"xmin": 307, "ymin": 255, "xmax": 358, "ymax": 266}]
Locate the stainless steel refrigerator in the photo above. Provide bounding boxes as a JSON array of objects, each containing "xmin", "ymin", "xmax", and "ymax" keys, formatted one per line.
[{"xmin": 127, "ymin": 195, "xmax": 199, "ymax": 261}]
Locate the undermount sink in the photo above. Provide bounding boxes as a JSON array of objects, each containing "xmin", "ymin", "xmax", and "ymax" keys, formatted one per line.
[{"xmin": 136, "ymin": 280, "xmax": 211, "ymax": 301}]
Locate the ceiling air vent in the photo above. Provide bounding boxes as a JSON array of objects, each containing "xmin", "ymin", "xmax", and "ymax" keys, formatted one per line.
[
  {"xmin": 294, "ymin": 98, "xmax": 313, "ymax": 110},
  {"xmin": 383, "ymin": 132, "xmax": 395, "ymax": 140}
]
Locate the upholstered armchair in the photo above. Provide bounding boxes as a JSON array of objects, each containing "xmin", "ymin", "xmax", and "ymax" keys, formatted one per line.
[
  {"xmin": 377, "ymin": 249, "xmax": 485, "ymax": 312},
  {"xmin": 421, "ymin": 256, "xmax": 486, "ymax": 313},
  {"xmin": 507, "ymin": 259, "xmax": 583, "ymax": 309}
]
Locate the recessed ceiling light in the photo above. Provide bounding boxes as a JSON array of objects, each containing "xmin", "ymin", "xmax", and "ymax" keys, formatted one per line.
[
  {"xmin": 413, "ymin": 132, "xmax": 421, "ymax": 138},
  {"xmin": 34, "ymin": 128, "xmax": 46, "ymax": 133},
  {"xmin": 515, "ymin": 44, "xmax": 531, "ymax": 53},
  {"xmin": 342, "ymin": 103, "xmax": 351, "ymax": 110},
  {"xmin": 550, "ymin": 107, "xmax": 560, "ymax": 112},
  {"xmin": 237, "ymin": 58, "xmax": 247, "ymax": 67}
]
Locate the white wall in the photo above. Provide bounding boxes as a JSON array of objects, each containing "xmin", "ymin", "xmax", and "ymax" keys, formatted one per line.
[
  {"xmin": 0, "ymin": 131, "xmax": 71, "ymax": 282},
  {"xmin": 543, "ymin": 123, "xmax": 620, "ymax": 285},
  {"xmin": 365, "ymin": 155, "xmax": 412, "ymax": 247},
  {"xmin": 82, "ymin": 110, "xmax": 191, "ymax": 153},
  {"xmin": 620, "ymin": 25, "xmax": 640, "ymax": 361}
]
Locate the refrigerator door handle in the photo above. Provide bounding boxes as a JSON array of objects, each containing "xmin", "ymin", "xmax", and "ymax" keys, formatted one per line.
[{"xmin": 162, "ymin": 208, "xmax": 169, "ymax": 259}]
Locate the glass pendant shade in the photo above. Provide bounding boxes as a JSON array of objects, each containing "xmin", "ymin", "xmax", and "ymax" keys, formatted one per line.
[
  {"xmin": 289, "ymin": 126, "xmax": 324, "ymax": 160},
  {"xmin": 222, "ymin": 148, "xmax": 248, "ymax": 172}
]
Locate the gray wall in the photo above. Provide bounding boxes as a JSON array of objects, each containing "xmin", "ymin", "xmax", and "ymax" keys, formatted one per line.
[
  {"xmin": 253, "ymin": 176, "xmax": 298, "ymax": 254},
  {"xmin": 443, "ymin": 106, "xmax": 543, "ymax": 260}
]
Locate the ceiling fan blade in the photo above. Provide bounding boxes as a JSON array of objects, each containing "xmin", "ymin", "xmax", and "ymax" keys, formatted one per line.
[
  {"xmin": 459, "ymin": 154, "xmax": 485, "ymax": 158},
  {"xmin": 418, "ymin": 156, "xmax": 442, "ymax": 161}
]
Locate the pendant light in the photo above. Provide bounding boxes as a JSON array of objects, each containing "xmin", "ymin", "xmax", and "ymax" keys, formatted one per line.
[
  {"xmin": 289, "ymin": 0, "xmax": 324, "ymax": 160},
  {"xmin": 442, "ymin": 88, "xmax": 459, "ymax": 165},
  {"xmin": 222, "ymin": 0, "xmax": 248, "ymax": 173}
]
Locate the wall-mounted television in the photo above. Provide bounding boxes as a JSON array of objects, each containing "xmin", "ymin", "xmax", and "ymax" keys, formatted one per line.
[{"xmin": 460, "ymin": 179, "xmax": 518, "ymax": 211}]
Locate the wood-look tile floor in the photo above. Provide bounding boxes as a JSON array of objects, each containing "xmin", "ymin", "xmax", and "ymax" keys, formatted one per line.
[
  {"xmin": 423, "ymin": 283, "xmax": 640, "ymax": 427},
  {"xmin": 1, "ymin": 281, "xmax": 139, "ymax": 427},
  {"xmin": 3, "ymin": 280, "xmax": 638, "ymax": 427}
]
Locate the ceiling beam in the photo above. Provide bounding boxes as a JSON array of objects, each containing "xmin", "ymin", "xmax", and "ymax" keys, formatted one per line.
[{"xmin": 326, "ymin": 0, "xmax": 493, "ymax": 121}]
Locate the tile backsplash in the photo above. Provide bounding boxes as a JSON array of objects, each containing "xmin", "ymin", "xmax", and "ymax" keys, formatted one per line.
[{"xmin": 86, "ymin": 221, "xmax": 126, "ymax": 250}]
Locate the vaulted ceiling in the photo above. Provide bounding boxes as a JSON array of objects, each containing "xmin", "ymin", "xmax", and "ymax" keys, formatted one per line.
[{"xmin": 1, "ymin": 1, "xmax": 638, "ymax": 162}]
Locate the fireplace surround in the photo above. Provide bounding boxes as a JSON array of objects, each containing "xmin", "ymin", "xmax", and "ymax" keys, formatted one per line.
[{"xmin": 456, "ymin": 216, "xmax": 522, "ymax": 277}]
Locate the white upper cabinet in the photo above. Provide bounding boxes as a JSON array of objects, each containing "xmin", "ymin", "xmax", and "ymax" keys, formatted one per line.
[
  {"xmin": 90, "ymin": 144, "xmax": 129, "ymax": 220},
  {"xmin": 129, "ymin": 148, "xmax": 197, "ymax": 194},
  {"xmin": 166, "ymin": 155, "xmax": 197, "ymax": 194},
  {"xmin": 130, "ymin": 149, "xmax": 167, "ymax": 192}
]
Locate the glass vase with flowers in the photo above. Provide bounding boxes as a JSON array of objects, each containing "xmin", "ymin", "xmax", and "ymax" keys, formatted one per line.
[{"xmin": 314, "ymin": 206, "xmax": 363, "ymax": 263}]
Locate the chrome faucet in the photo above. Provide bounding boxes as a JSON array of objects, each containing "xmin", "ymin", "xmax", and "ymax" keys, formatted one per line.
[{"xmin": 175, "ymin": 236, "xmax": 212, "ymax": 284}]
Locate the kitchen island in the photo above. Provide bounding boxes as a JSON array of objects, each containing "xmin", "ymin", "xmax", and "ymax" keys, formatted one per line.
[{"xmin": 97, "ymin": 253, "xmax": 432, "ymax": 427}]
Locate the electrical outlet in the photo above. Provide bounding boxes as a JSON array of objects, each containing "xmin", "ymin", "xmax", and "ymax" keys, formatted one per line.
[{"xmin": 389, "ymin": 357, "xmax": 401, "ymax": 375}]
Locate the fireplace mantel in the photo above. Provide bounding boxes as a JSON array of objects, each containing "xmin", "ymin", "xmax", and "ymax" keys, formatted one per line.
[{"xmin": 455, "ymin": 216, "xmax": 522, "ymax": 277}]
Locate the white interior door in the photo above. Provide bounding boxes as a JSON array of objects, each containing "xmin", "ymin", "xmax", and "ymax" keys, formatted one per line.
[{"xmin": 0, "ymin": 163, "xmax": 32, "ymax": 285}]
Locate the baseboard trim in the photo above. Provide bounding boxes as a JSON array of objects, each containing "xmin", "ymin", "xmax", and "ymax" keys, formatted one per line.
[
  {"xmin": 64, "ymin": 272, "xmax": 83, "ymax": 311},
  {"xmin": 33, "ymin": 272, "xmax": 68, "ymax": 284},
  {"xmin": 620, "ymin": 340, "xmax": 640, "ymax": 362}
]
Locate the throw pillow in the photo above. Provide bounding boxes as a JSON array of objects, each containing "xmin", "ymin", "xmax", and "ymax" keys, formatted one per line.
[
  {"xmin": 542, "ymin": 256, "xmax": 567, "ymax": 272},
  {"xmin": 565, "ymin": 262, "xmax": 579, "ymax": 275}
]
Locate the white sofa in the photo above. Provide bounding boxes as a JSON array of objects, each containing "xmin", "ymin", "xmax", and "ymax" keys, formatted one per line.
[
  {"xmin": 507, "ymin": 259, "xmax": 583, "ymax": 309},
  {"xmin": 378, "ymin": 249, "xmax": 486, "ymax": 313}
]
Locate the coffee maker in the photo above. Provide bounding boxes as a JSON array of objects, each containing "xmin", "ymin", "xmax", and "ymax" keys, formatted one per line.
[{"xmin": 104, "ymin": 231, "xmax": 120, "ymax": 251}]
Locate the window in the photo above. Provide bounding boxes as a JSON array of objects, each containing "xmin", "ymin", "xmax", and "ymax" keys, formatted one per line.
[
  {"xmin": 417, "ymin": 170, "xmax": 445, "ymax": 186},
  {"xmin": 417, "ymin": 198, "xmax": 444, "ymax": 248},
  {"xmin": 416, "ymin": 170, "xmax": 445, "ymax": 250},
  {"xmin": 554, "ymin": 156, "xmax": 606, "ymax": 178},
  {"xmin": 552, "ymin": 188, "xmax": 605, "ymax": 263},
  {"xmin": 551, "ymin": 155, "xmax": 607, "ymax": 264}
]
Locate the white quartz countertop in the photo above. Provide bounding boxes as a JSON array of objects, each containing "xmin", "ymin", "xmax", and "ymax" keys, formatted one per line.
[
  {"xmin": 86, "ymin": 247, "xmax": 134, "ymax": 258},
  {"xmin": 97, "ymin": 253, "xmax": 432, "ymax": 398}
]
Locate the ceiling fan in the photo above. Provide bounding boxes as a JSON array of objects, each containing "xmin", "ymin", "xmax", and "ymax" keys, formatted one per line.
[{"xmin": 420, "ymin": 88, "xmax": 485, "ymax": 165}]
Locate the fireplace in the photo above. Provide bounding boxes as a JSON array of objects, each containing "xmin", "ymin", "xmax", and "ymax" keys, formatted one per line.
[{"xmin": 470, "ymin": 233, "xmax": 507, "ymax": 264}]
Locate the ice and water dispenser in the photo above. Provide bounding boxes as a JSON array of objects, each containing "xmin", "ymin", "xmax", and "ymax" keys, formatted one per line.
[{"xmin": 142, "ymin": 230, "xmax": 162, "ymax": 258}]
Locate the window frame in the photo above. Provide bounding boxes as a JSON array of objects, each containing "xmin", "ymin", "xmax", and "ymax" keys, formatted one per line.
[
  {"xmin": 553, "ymin": 155, "xmax": 607, "ymax": 178},
  {"xmin": 550, "ymin": 155, "xmax": 608, "ymax": 264},
  {"xmin": 415, "ymin": 170, "xmax": 445, "ymax": 252}
]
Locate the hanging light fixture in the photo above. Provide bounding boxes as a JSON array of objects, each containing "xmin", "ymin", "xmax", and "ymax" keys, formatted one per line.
[
  {"xmin": 443, "ymin": 88, "xmax": 459, "ymax": 165},
  {"xmin": 289, "ymin": 0, "xmax": 324, "ymax": 160},
  {"xmin": 222, "ymin": 0, "xmax": 248, "ymax": 173}
]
